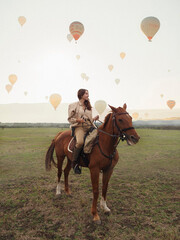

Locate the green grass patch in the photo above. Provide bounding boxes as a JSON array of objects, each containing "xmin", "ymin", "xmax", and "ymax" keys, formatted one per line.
[{"xmin": 0, "ymin": 128, "xmax": 180, "ymax": 240}]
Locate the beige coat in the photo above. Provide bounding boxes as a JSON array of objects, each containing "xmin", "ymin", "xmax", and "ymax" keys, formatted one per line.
[{"xmin": 68, "ymin": 101, "xmax": 94, "ymax": 128}]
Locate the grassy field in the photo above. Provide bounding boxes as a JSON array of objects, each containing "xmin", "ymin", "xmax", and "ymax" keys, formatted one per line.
[{"xmin": 0, "ymin": 128, "xmax": 179, "ymax": 240}]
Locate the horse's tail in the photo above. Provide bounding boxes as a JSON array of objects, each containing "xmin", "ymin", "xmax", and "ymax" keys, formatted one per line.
[{"xmin": 45, "ymin": 139, "xmax": 57, "ymax": 171}]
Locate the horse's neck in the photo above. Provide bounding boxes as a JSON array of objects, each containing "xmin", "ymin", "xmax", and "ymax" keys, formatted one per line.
[{"xmin": 99, "ymin": 122, "xmax": 118, "ymax": 151}]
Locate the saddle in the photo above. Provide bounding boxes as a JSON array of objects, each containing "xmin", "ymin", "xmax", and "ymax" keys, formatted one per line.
[{"xmin": 68, "ymin": 128, "xmax": 98, "ymax": 167}]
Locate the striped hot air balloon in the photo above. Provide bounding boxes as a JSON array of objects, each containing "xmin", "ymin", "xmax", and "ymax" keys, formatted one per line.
[
  {"xmin": 69, "ymin": 21, "xmax": 84, "ymax": 42},
  {"xmin": 167, "ymin": 100, "xmax": 175, "ymax": 110}
]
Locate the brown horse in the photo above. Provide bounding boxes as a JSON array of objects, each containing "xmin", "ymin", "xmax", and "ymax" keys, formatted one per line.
[{"xmin": 45, "ymin": 104, "xmax": 140, "ymax": 224}]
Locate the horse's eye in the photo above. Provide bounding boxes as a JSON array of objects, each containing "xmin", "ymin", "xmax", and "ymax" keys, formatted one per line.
[{"xmin": 118, "ymin": 119, "xmax": 123, "ymax": 122}]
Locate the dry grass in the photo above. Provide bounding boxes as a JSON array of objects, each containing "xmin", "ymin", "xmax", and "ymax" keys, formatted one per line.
[{"xmin": 0, "ymin": 128, "xmax": 180, "ymax": 240}]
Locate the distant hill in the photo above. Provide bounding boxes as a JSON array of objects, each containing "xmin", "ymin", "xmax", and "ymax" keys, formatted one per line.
[
  {"xmin": 133, "ymin": 120, "xmax": 180, "ymax": 129},
  {"xmin": 163, "ymin": 117, "xmax": 180, "ymax": 121},
  {"xmin": 0, "ymin": 103, "xmax": 69, "ymax": 123},
  {"xmin": 0, "ymin": 103, "xmax": 180, "ymax": 124}
]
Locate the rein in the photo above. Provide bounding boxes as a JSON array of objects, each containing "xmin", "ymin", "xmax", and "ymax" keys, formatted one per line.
[{"xmin": 95, "ymin": 112, "xmax": 134, "ymax": 162}]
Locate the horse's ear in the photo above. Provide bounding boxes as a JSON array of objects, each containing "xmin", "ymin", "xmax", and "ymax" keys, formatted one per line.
[
  {"xmin": 108, "ymin": 105, "xmax": 117, "ymax": 113},
  {"xmin": 123, "ymin": 103, "xmax": 127, "ymax": 110}
]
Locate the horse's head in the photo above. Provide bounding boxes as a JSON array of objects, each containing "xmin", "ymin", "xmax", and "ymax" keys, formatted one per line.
[{"xmin": 109, "ymin": 104, "xmax": 140, "ymax": 145}]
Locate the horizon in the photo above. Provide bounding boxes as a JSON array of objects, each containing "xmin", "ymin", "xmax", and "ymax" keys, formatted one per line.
[{"xmin": 1, "ymin": 102, "xmax": 180, "ymax": 123}]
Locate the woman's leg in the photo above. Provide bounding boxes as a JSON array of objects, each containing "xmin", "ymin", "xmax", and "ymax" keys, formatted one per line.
[
  {"xmin": 72, "ymin": 127, "xmax": 85, "ymax": 174},
  {"xmin": 75, "ymin": 127, "xmax": 84, "ymax": 148}
]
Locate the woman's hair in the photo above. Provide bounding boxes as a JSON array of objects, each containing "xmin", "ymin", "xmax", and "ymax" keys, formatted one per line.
[{"xmin": 77, "ymin": 89, "xmax": 92, "ymax": 110}]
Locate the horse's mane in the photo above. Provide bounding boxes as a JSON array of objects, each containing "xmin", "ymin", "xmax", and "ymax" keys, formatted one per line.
[
  {"xmin": 99, "ymin": 112, "xmax": 112, "ymax": 129},
  {"xmin": 99, "ymin": 107, "xmax": 125, "ymax": 129}
]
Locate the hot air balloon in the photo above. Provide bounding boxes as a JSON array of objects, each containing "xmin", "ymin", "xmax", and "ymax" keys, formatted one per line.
[
  {"xmin": 67, "ymin": 34, "xmax": 73, "ymax": 42},
  {"xmin": 141, "ymin": 17, "xmax": 160, "ymax": 41},
  {"xmin": 5, "ymin": 84, "xmax": 12, "ymax": 93},
  {"xmin": 49, "ymin": 94, "xmax": 62, "ymax": 110},
  {"xmin": 120, "ymin": 52, "xmax": 126, "ymax": 60},
  {"xmin": 132, "ymin": 112, "xmax": 139, "ymax": 120},
  {"xmin": 76, "ymin": 55, "xmax": 80, "ymax": 60},
  {"xmin": 24, "ymin": 91, "xmax": 28, "ymax": 96},
  {"xmin": 18, "ymin": 16, "xmax": 26, "ymax": 26},
  {"xmin": 9, "ymin": 74, "xmax": 17, "ymax": 85},
  {"xmin": 160, "ymin": 94, "xmax": 164, "ymax": 98},
  {"xmin": 69, "ymin": 21, "xmax": 84, "ymax": 42},
  {"xmin": 108, "ymin": 65, "xmax": 113, "ymax": 71},
  {"xmin": 45, "ymin": 96, "xmax": 48, "ymax": 100},
  {"xmin": 81, "ymin": 73, "xmax": 86, "ymax": 79},
  {"xmin": 95, "ymin": 100, "xmax": 107, "ymax": 115},
  {"xmin": 115, "ymin": 79, "xmax": 120, "ymax": 85},
  {"xmin": 167, "ymin": 100, "xmax": 175, "ymax": 110}
]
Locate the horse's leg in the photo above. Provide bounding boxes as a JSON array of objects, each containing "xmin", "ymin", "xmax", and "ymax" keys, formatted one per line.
[
  {"xmin": 56, "ymin": 155, "xmax": 65, "ymax": 195},
  {"xmin": 100, "ymin": 167, "xmax": 113, "ymax": 213},
  {"xmin": 90, "ymin": 167, "xmax": 101, "ymax": 224},
  {"xmin": 64, "ymin": 158, "xmax": 71, "ymax": 195}
]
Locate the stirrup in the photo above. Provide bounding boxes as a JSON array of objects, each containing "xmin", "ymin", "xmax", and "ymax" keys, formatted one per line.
[{"xmin": 73, "ymin": 164, "xmax": 81, "ymax": 174}]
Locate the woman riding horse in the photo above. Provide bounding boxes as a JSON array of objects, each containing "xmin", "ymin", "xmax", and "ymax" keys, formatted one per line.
[
  {"xmin": 68, "ymin": 89, "xmax": 99, "ymax": 174},
  {"xmin": 45, "ymin": 102, "xmax": 140, "ymax": 224}
]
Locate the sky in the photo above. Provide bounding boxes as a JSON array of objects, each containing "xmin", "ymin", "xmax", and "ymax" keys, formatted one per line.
[{"xmin": 0, "ymin": 0, "xmax": 180, "ymax": 111}]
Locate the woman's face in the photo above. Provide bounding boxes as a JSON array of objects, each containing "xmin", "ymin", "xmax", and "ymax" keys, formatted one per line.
[{"xmin": 82, "ymin": 90, "xmax": 89, "ymax": 101}]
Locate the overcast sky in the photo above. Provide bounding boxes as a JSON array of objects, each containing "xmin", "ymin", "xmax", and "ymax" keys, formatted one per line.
[{"xmin": 0, "ymin": 0, "xmax": 179, "ymax": 110}]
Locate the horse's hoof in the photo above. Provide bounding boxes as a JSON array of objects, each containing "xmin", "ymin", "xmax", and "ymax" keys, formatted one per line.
[
  {"xmin": 93, "ymin": 218, "xmax": 101, "ymax": 225},
  {"xmin": 65, "ymin": 190, "xmax": 71, "ymax": 195},
  {"xmin": 94, "ymin": 219, "xmax": 101, "ymax": 225},
  {"xmin": 104, "ymin": 210, "xmax": 111, "ymax": 216},
  {"xmin": 64, "ymin": 188, "xmax": 71, "ymax": 195}
]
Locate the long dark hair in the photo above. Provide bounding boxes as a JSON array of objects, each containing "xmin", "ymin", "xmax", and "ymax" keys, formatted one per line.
[{"xmin": 77, "ymin": 89, "xmax": 92, "ymax": 110}]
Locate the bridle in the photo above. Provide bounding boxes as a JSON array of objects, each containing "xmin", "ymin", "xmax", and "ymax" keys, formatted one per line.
[
  {"xmin": 96, "ymin": 111, "xmax": 134, "ymax": 161},
  {"xmin": 112, "ymin": 112, "xmax": 134, "ymax": 139}
]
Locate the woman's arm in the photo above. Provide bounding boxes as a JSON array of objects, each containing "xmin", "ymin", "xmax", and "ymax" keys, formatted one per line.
[
  {"xmin": 68, "ymin": 103, "xmax": 85, "ymax": 124},
  {"xmin": 67, "ymin": 104, "xmax": 77, "ymax": 124}
]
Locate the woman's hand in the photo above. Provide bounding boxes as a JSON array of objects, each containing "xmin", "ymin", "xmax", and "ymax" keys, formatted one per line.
[
  {"xmin": 76, "ymin": 118, "xmax": 85, "ymax": 123},
  {"xmin": 93, "ymin": 115, "xmax": 99, "ymax": 121}
]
